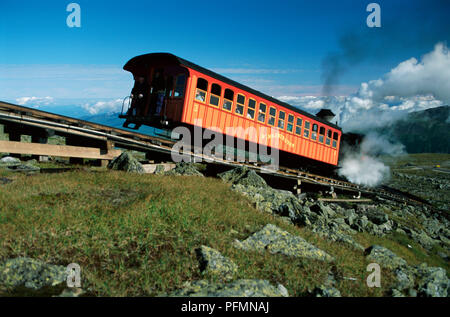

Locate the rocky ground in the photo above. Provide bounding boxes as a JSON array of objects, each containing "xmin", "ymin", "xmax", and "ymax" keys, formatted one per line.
[
  {"xmin": 0, "ymin": 152, "xmax": 449, "ymax": 297},
  {"xmin": 382, "ymin": 154, "xmax": 450, "ymax": 212}
]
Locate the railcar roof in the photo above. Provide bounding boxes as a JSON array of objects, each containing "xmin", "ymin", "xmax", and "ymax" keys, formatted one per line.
[{"xmin": 124, "ymin": 53, "xmax": 341, "ymax": 130}]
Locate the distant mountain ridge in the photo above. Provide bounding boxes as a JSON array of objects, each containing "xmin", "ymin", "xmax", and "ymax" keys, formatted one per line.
[{"xmin": 382, "ymin": 106, "xmax": 450, "ymax": 154}]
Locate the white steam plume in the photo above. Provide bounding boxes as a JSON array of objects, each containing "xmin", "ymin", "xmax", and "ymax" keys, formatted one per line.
[{"xmin": 337, "ymin": 133, "xmax": 405, "ymax": 187}]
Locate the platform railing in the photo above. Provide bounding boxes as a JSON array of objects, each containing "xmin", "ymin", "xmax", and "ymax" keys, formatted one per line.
[{"xmin": 121, "ymin": 95, "xmax": 132, "ymax": 116}]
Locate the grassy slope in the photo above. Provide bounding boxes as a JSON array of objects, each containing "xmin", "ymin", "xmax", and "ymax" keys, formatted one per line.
[{"xmin": 3, "ymin": 167, "xmax": 447, "ymax": 297}]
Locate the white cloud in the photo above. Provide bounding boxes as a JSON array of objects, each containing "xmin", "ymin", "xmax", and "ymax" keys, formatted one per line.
[
  {"xmin": 82, "ymin": 98, "xmax": 123, "ymax": 115},
  {"xmin": 277, "ymin": 43, "xmax": 449, "ymax": 132},
  {"xmin": 15, "ymin": 96, "xmax": 54, "ymax": 107},
  {"xmin": 368, "ymin": 43, "xmax": 450, "ymax": 103}
]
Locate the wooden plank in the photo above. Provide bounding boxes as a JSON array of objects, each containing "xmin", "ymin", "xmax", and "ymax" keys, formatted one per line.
[{"xmin": 0, "ymin": 140, "xmax": 121, "ymax": 160}]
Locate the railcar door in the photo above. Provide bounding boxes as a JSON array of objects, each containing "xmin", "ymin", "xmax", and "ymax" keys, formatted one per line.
[{"xmin": 163, "ymin": 74, "xmax": 186, "ymax": 122}]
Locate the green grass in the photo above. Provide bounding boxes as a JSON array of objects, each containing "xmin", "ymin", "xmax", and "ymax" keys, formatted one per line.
[{"xmin": 0, "ymin": 168, "xmax": 445, "ymax": 296}]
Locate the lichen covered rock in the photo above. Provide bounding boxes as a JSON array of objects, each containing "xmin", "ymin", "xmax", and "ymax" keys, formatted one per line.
[
  {"xmin": 0, "ymin": 257, "xmax": 67, "ymax": 294},
  {"xmin": 168, "ymin": 279, "xmax": 288, "ymax": 297},
  {"xmin": 0, "ymin": 156, "xmax": 20, "ymax": 165},
  {"xmin": 164, "ymin": 162, "xmax": 204, "ymax": 176},
  {"xmin": 107, "ymin": 152, "xmax": 144, "ymax": 173},
  {"xmin": 195, "ymin": 246, "xmax": 237, "ymax": 281},
  {"xmin": 311, "ymin": 285, "xmax": 342, "ymax": 297},
  {"xmin": 218, "ymin": 166, "xmax": 268, "ymax": 188},
  {"xmin": 233, "ymin": 224, "xmax": 334, "ymax": 262},
  {"xmin": 392, "ymin": 263, "xmax": 450, "ymax": 297},
  {"xmin": 364, "ymin": 245, "xmax": 407, "ymax": 270}
]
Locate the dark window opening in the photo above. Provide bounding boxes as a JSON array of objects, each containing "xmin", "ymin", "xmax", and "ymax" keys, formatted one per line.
[
  {"xmin": 235, "ymin": 94, "xmax": 245, "ymax": 115},
  {"xmin": 247, "ymin": 99, "xmax": 256, "ymax": 119},
  {"xmin": 278, "ymin": 110, "xmax": 285, "ymax": 130},
  {"xmin": 268, "ymin": 107, "xmax": 276, "ymax": 126},
  {"xmin": 319, "ymin": 126, "xmax": 325, "ymax": 143},
  {"xmin": 195, "ymin": 78, "xmax": 208, "ymax": 102},
  {"xmin": 287, "ymin": 114, "xmax": 294, "ymax": 132},
  {"xmin": 304, "ymin": 121, "xmax": 310, "ymax": 138},
  {"xmin": 332, "ymin": 132, "xmax": 339, "ymax": 148},
  {"xmin": 223, "ymin": 88, "xmax": 234, "ymax": 111},
  {"xmin": 311, "ymin": 124, "xmax": 318, "ymax": 141},
  {"xmin": 209, "ymin": 83, "xmax": 221, "ymax": 106},
  {"xmin": 258, "ymin": 103, "xmax": 266, "ymax": 123}
]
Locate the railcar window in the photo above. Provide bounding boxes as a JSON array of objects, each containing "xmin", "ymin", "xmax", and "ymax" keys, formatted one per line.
[
  {"xmin": 319, "ymin": 126, "xmax": 325, "ymax": 143},
  {"xmin": 209, "ymin": 83, "xmax": 221, "ymax": 107},
  {"xmin": 326, "ymin": 130, "xmax": 332, "ymax": 146},
  {"xmin": 287, "ymin": 114, "xmax": 294, "ymax": 132},
  {"xmin": 258, "ymin": 103, "xmax": 266, "ymax": 123},
  {"xmin": 278, "ymin": 111, "xmax": 285, "ymax": 130},
  {"xmin": 235, "ymin": 94, "xmax": 245, "ymax": 115},
  {"xmin": 311, "ymin": 124, "xmax": 318, "ymax": 141},
  {"xmin": 174, "ymin": 75, "xmax": 186, "ymax": 97},
  {"xmin": 268, "ymin": 107, "xmax": 276, "ymax": 126},
  {"xmin": 304, "ymin": 121, "xmax": 310, "ymax": 138},
  {"xmin": 295, "ymin": 117, "xmax": 302, "ymax": 135},
  {"xmin": 247, "ymin": 99, "xmax": 256, "ymax": 119},
  {"xmin": 223, "ymin": 88, "xmax": 234, "ymax": 111},
  {"xmin": 332, "ymin": 132, "xmax": 339, "ymax": 148},
  {"xmin": 195, "ymin": 78, "xmax": 208, "ymax": 102}
]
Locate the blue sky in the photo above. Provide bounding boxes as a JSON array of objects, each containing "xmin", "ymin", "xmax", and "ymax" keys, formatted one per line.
[{"xmin": 0, "ymin": 0, "xmax": 449, "ymax": 114}]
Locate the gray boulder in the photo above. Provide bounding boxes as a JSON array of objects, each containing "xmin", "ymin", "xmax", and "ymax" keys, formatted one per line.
[
  {"xmin": 365, "ymin": 209, "xmax": 389, "ymax": 225},
  {"xmin": 218, "ymin": 166, "xmax": 267, "ymax": 188},
  {"xmin": 393, "ymin": 263, "xmax": 450, "ymax": 297},
  {"xmin": 311, "ymin": 285, "xmax": 341, "ymax": 297},
  {"xmin": 6, "ymin": 164, "xmax": 40, "ymax": 173},
  {"xmin": 231, "ymin": 183, "xmax": 304, "ymax": 220},
  {"xmin": 364, "ymin": 245, "xmax": 407, "ymax": 270},
  {"xmin": 195, "ymin": 246, "xmax": 237, "ymax": 281},
  {"xmin": 414, "ymin": 264, "xmax": 449, "ymax": 297},
  {"xmin": 165, "ymin": 162, "xmax": 204, "ymax": 176},
  {"xmin": 107, "ymin": 152, "xmax": 144, "ymax": 173},
  {"xmin": 0, "ymin": 257, "xmax": 68, "ymax": 295},
  {"xmin": 409, "ymin": 230, "xmax": 438, "ymax": 251},
  {"xmin": 233, "ymin": 224, "xmax": 334, "ymax": 262},
  {"xmin": 168, "ymin": 279, "xmax": 288, "ymax": 297},
  {"xmin": 0, "ymin": 156, "xmax": 20, "ymax": 165}
]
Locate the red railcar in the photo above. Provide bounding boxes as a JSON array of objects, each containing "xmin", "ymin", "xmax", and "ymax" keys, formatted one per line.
[{"xmin": 120, "ymin": 53, "xmax": 342, "ymax": 166}]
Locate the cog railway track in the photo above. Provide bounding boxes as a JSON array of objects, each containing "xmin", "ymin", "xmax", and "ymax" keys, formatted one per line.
[{"xmin": 0, "ymin": 100, "xmax": 432, "ymax": 209}]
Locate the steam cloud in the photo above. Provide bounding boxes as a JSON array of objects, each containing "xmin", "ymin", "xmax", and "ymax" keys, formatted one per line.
[
  {"xmin": 337, "ymin": 132, "xmax": 405, "ymax": 187},
  {"xmin": 279, "ymin": 42, "xmax": 450, "ymax": 132}
]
